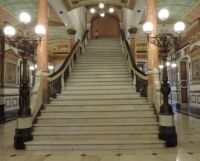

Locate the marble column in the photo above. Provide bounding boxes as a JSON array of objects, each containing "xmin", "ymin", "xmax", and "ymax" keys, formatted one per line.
[
  {"xmin": 36, "ymin": 0, "xmax": 49, "ymax": 104},
  {"xmin": 0, "ymin": 29, "xmax": 5, "ymax": 124},
  {"xmin": 128, "ymin": 27, "xmax": 138, "ymax": 62},
  {"xmin": 146, "ymin": 0, "xmax": 158, "ymax": 102},
  {"xmin": 0, "ymin": 29, "xmax": 5, "ymax": 87}
]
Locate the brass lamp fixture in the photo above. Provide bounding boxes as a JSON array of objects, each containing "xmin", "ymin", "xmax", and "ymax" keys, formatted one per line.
[
  {"xmin": 143, "ymin": 8, "xmax": 185, "ymax": 147},
  {"xmin": 3, "ymin": 11, "xmax": 46, "ymax": 149}
]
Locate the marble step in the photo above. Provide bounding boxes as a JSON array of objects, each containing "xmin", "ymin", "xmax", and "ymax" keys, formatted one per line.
[
  {"xmin": 87, "ymin": 46, "xmax": 121, "ymax": 49},
  {"xmin": 81, "ymin": 54, "xmax": 124, "ymax": 57},
  {"xmin": 44, "ymin": 104, "xmax": 153, "ymax": 111},
  {"xmin": 60, "ymin": 89, "xmax": 135, "ymax": 95},
  {"xmin": 74, "ymin": 66, "xmax": 127, "ymax": 70},
  {"xmin": 64, "ymin": 85, "xmax": 135, "ymax": 90},
  {"xmin": 77, "ymin": 60, "xmax": 125, "ymax": 63},
  {"xmin": 79, "ymin": 58, "xmax": 124, "ymax": 60},
  {"xmin": 53, "ymin": 95, "xmax": 144, "ymax": 101},
  {"xmin": 71, "ymin": 71, "xmax": 129, "ymax": 75},
  {"xmin": 32, "ymin": 130, "xmax": 159, "ymax": 140},
  {"xmin": 25, "ymin": 139, "xmax": 165, "ymax": 150},
  {"xmin": 69, "ymin": 74, "xmax": 130, "ymax": 79},
  {"xmin": 66, "ymin": 82, "xmax": 132, "ymax": 86},
  {"xmin": 37, "ymin": 117, "xmax": 157, "ymax": 124},
  {"xmin": 72, "ymin": 69, "xmax": 128, "ymax": 72},
  {"xmin": 34, "ymin": 124, "xmax": 159, "ymax": 131},
  {"xmin": 79, "ymin": 56, "xmax": 124, "ymax": 59},
  {"xmin": 40, "ymin": 111, "xmax": 155, "ymax": 118},
  {"xmin": 68, "ymin": 77, "xmax": 131, "ymax": 82},
  {"xmin": 75, "ymin": 61, "xmax": 125, "ymax": 64},
  {"xmin": 49, "ymin": 99, "xmax": 148, "ymax": 106}
]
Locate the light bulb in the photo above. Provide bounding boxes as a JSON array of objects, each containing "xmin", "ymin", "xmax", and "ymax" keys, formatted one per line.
[
  {"xmin": 158, "ymin": 9, "xmax": 169, "ymax": 21},
  {"xmin": 48, "ymin": 65, "xmax": 54, "ymax": 70},
  {"xmin": 166, "ymin": 61, "xmax": 171, "ymax": 66},
  {"xmin": 19, "ymin": 12, "xmax": 31, "ymax": 24},
  {"xmin": 4, "ymin": 25, "xmax": 16, "ymax": 37},
  {"xmin": 100, "ymin": 12, "xmax": 105, "ymax": 17},
  {"xmin": 171, "ymin": 62, "xmax": 177, "ymax": 68},
  {"xmin": 159, "ymin": 64, "xmax": 164, "ymax": 69},
  {"xmin": 35, "ymin": 24, "xmax": 46, "ymax": 36},
  {"xmin": 109, "ymin": 8, "xmax": 114, "ymax": 13},
  {"xmin": 174, "ymin": 21, "xmax": 185, "ymax": 33},
  {"xmin": 99, "ymin": 3, "xmax": 104, "ymax": 9},
  {"xmin": 143, "ymin": 22, "xmax": 154, "ymax": 33},
  {"xmin": 90, "ymin": 8, "xmax": 95, "ymax": 13},
  {"xmin": 29, "ymin": 65, "xmax": 35, "ymax": 71}
]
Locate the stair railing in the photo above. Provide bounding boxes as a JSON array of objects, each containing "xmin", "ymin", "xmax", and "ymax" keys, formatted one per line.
[
  {"xmin": 120, "ymin": 29, "xmax": 148, "ymax": 97},
  {"xmin": 48, "ymin": 30, "xmax": 89, "ymax": 98}
]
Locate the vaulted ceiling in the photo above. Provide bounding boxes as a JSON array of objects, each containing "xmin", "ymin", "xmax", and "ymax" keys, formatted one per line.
[
  {"xmin": 0, "ymin": 0, "xmax": 200, "ymax": 57},
  {"xmin": 62, "ymin": 0, "xmax": 136, "ymax": 10}
]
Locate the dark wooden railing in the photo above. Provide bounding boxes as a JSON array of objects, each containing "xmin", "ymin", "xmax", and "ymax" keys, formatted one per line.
[
  {"xmin": 120, "ymin": 29, "xmax": 147, "ymax": 97},
  {"xmin": 48, "ymin": 30, "xmax": 89, "ymax": 98}
]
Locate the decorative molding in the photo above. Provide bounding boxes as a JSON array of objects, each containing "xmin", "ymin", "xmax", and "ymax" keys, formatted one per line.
[
  {"xmin": 5, "ymin": 98, "xmax": 11, "ymax": 107},
  {"xmin": 197, "ymin": 95, "xmax": 200, "ymax": 104},
  {"xmin": 191, "ymin": 95, "xmax": 196, "ymax": 103}
]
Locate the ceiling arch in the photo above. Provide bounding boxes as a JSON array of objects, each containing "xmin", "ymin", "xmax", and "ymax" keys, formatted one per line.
[{"xmin": 62, "ymin": 0, "xmax": 136, "ymax": 10}]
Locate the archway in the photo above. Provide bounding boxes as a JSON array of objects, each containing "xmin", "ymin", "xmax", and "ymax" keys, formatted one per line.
[{"xmin": 91, "ymin": 15, "xmax": 120, "ymax": 38}]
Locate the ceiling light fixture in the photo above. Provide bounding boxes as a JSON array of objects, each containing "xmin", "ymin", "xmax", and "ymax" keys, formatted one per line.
[
  {"xmin": 109, "ymin": 8, "xmax": 114, "ymax": 13},
  {"xmin": 100, "ymin": 12, "xmax": 105, "ymax": 17},
  {"xmin": 99, "ymin": 3, "xmax": 104, "ymax": 9},
  {"xmin": 90, "ymin": 8, "xmax": 95, "ymax": 14}
]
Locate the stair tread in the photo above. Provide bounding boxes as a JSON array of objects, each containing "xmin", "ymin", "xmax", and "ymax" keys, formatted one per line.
[
  {"xmin": 33, "ymin": 129, "xmax": 159, "ymax": 135},
  {"xmin": 26, "ymin": 139, "xmax": 165, "ymax": 145}
]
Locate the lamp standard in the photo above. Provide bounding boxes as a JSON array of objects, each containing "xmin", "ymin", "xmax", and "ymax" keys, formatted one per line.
[
  {"xmin": 143, "ymin": 9, "xmax": 185, "ymax": 147},
  {"xmin": 3, "ymin": 12, "xmax": 46, "ymax": 149}
]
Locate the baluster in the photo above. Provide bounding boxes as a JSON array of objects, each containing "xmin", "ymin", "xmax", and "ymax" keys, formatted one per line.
[
  {"xmin": 64, "ymin": 67, "xmax": 69, "ymax": 83},
  {"xmin": 58, "ymin": 76, "xmax": 62, "ymax": 93},
  {"xmin": 140, "ymin": 80, "xmax": 147, "ymax": 97},
  {"xmin": 135, "ymin": 75, "xmax": 141, "ymax": 92}
]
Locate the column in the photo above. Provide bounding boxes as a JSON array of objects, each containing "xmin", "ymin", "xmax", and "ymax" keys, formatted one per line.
[
  {"xmin": 146, "ymin": 0, "xmax": 158, "ymax": 103},
  {"xmin": 0, "ymin": 29, "xmax": 5, "ymax": 124},
  {"xmin": 36, "ymin": 0, "xmax": 49, "ymax": 104},
  {"xmin": 128, "ymin": 27, "xmax": 138, "ymax": 61},
  {"xmin": 146, "ymin": 0, "xmax": 177, "ymax": 147}
]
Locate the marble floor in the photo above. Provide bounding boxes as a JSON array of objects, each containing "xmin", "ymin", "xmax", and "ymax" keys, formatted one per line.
[{"xmin": 0, "ymin": 113, "xmax": 200, "ymax": 161}]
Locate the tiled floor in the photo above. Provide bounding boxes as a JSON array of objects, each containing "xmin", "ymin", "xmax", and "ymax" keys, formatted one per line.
[{"xmin": 0, "ymin": 113, "xmax": 200, "ymax": 161}]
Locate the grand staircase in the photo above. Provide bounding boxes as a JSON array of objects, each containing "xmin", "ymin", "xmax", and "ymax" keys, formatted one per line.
[{"xmin": 26, "ymin": 38, "xmax": 165, "ymax": 150}]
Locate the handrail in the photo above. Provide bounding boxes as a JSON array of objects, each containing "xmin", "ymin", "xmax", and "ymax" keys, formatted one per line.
[
  {"xmin": 120, "ymin": 29, "xmax": 147, "ymax": 97},
  {"xmin": 48, "ymin": 40, "xmax": 80, "ymax": 79},
  {"xmin": 120, "ymin": 30, "xmax": 147, "ymax": 78},
  {"xmin": 82, "ymin": 29, "xmax": 89, "ymax": 43},
  {"xmin": 48, "ymin": 30, "xmax": 89, "ymax": 98}
]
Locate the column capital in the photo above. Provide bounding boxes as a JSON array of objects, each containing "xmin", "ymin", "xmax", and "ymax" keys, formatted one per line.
[
  {"xmin": 67, "ymin": 28, "xmax": 76, "ymax": 36},
  {"xmin": 128, "ymin": 27, "xmax": 138, "ymax": 36}
]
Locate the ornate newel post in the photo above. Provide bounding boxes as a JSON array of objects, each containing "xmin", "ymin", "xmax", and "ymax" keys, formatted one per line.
[
  {"xmin": 143, "ymin": 8, "xmax": 186, "ymax": 147},
  {"xmin": 159, "ymin": 40, "xmax": 177, "ymax": 147},
  {"xmin": 14, "ymin": 55, "xmax": 33, "ymax": 149},
  {"xmin": 3, "ymin": 6, "xmax": 46, "ymax": 149}
]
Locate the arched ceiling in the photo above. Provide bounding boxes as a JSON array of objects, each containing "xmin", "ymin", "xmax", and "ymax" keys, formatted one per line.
[
  {"xmin": 62, "ymin": 0, "xmax": 136, "ymax": 10},
  {"xmin": 0, "ymin": 0, "xmax": 200, "ymax": 57}
]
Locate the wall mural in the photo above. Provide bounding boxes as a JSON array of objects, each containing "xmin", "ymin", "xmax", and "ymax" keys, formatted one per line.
[
  {"xmin": 191, "ymin": 45, "xmax": 200, "ymax": 83},
  {"xmin": 5, "ymin": 62, "xmax": 17, "ymax": 85},
  {"xmin": 192, "ymin": 58, "xmax": 200, "ymax": 81}
]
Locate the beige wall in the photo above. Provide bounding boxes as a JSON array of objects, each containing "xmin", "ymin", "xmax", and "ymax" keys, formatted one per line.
[{"xmin": 91, "ymin": 16, "xmax": 119, "ymax": 38}]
